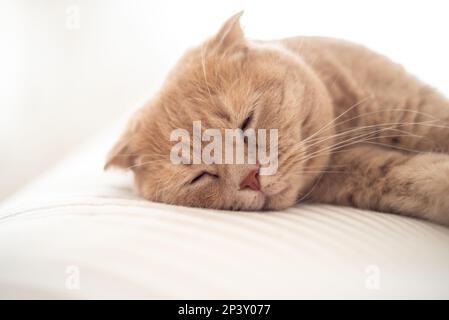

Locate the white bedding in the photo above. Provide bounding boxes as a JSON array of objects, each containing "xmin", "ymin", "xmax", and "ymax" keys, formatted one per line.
[{"xmin": 1, "ymin": 133, "xmax": 449, "ymax": 299}]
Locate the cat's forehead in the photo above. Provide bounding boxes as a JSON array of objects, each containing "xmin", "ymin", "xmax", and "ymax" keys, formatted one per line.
[
  {"xmin": 174, "ymin": 45, "xmax": 285, "ymax": 90},
  {"xmin": 164, "ymin": 53, "xmax": 284, "ymax": 110}
]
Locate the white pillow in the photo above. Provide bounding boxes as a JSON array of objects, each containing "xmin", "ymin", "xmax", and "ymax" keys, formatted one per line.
[{"xmin": 1, "ymin": 133, "xmax": 449, "ymax": 299}]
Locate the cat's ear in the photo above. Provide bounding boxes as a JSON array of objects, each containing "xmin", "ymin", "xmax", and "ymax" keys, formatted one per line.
[
  {"xmin": 104, "ymin": 113, "xmax": 141, "ymax": 171},
  {"xmin": 211, "ymin": 11, "xmax": 245, "ymax": 49}
]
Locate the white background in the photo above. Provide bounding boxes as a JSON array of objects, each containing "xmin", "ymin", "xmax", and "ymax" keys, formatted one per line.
[{"xmin": 1, "ymin": 0, "xmax": 449, "ymax": 201}]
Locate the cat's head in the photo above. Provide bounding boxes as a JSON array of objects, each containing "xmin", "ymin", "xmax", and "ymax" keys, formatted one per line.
[{"xmin": 105, "ymin": 12, "xmax": 334, "ymax": 210}]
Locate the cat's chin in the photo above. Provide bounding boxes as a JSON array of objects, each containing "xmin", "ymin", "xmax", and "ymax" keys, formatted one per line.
[
  {"xmin": 256, "ymin": 176, "xmax": 297, "ymax": 210},
  {"xmin": 231, "ymin": 189, "xmax": 267, "ymax": 211},
  {"xmin": 261, "ymin": 183, "xmax": 303, "ymax": 211},
  {"xmin": 231, "ymin": 187, "xmax": 294, "ymax": 212}
]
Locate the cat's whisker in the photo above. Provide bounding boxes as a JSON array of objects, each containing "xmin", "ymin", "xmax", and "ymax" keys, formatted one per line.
[
  {"xmin": 294, "ymin": 119, "xmax": 441, "ymax": 158},
  {"xmin": 296, "ymin": 173, "xmax": 324, "ymax": 203},
  {"xmin": 303, "ymin": 164, "xmax": 347, "ymax": 169},
  {"xmin": 295, "ymin": 107, "xmax": 446, "ymax": 155},
  {"xmin": 298, "ymin": 119, "xmax": 436, "ymax": 148},
  {"xmin": 362, "ymin": 141, "xmax": 426, "ymax": 154},
  {"xmin": 125, "ymin": 160, "xmax": 155, "ymax": 170},
  {"xmin": 296, "ymin": 131, "xmax": 424, "ymax": 165},
  {"xmin": 305, "ymin": 107, "xmax": 445, "ymax": 140},
  {"xmin": 293, "ymin": 123, "xmax": 420, "ymax": 155},
  {"xmin": 300, "ymin": 96, "xmax": 373, "ymax": 144},
  {"xmin": 302, "ymin": 170, "xmax": 346, "ymax": 174},
  {"xmin": 297, "ymin": 135, "xmax": 418, "ymax": 166},
  {"xmin": 298, "ymin": 130, "xmax": 416, "ymax": 163},
  {"xmin": 201, "ymin": 43, "xmax": 214, "ymax": 101},
  {"xmin": 303, "ymin": 122, "xmax": 426, "ymax": 145}
]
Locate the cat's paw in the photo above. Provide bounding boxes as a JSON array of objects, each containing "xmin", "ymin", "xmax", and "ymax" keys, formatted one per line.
[{"xmin": 389, "ymin": 153, "xmax": 449, "ymax": 225}]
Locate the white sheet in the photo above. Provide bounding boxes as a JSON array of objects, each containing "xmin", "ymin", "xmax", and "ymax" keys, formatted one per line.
[{"xmin": 1, "ymin": 133, "xmax": 449, "ymax": 299}]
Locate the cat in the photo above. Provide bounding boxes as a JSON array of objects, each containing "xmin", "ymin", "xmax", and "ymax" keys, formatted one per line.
[{"xmin": 105, "ymin": 12, "xmax": 449, "ymax": 226}]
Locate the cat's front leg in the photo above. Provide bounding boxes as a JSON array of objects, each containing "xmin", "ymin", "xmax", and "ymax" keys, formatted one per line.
[{"xmin": 308, "ymin": 144, "xmax": 449, "ymax": 225}]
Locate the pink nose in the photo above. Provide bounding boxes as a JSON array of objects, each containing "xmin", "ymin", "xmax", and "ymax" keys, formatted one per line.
[{"xmin": 239, "ymin": 169, "xmax": 261, "ymax": 191}]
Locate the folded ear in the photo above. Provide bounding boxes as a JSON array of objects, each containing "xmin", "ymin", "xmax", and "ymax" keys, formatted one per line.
[
  {"xmin": 210, "ymin": 11, "xmax": 245, "ymax": 50},
  {"xmin": 104, "ymin": 113, "xmax": 141, "ymax": 170}
]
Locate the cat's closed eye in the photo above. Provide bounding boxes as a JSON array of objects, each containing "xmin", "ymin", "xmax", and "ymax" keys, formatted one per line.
[
  {"xmin": 190, "ymin": 171, "xmax": 219, "ymax": 184},
  {"xmin": 241, "ymin": 114, "xmax": 253, "ymax": 131}
]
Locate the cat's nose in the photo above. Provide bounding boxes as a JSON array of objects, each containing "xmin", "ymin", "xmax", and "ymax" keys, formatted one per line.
[{"xmin": 239, "ymin": 169, "xmax": 261, "ymax": 191}]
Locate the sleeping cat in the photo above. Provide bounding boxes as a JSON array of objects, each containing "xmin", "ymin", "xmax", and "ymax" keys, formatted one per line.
[{"xmin": 106, "ymin": 12, "xmax": 449, "ymax": 225}]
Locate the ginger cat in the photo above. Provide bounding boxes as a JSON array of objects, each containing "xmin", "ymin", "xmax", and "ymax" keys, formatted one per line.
[{"xmin": 106, "ymin": 13, "xmax": 449, "ymax": 225}]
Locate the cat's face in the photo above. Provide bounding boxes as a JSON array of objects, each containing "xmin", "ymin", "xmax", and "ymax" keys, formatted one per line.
[{"xmin": 106, "ymin": 13, "xmax": 334, "ymax": 211}]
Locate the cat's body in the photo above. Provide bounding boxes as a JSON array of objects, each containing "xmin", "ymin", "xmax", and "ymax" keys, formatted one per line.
[
  {"xmin": 106, "ymin": 13, "xmax": 449, "ymax": 225},
  {"xmin": 283, "ymin": 36, "xmax": 449, "ymax": 224},
  {"xmin": 284, "ymin": 35, "xmax": 449, "ymax": 152}
]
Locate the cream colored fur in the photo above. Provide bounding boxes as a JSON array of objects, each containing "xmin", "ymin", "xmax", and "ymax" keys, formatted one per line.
[{"xmin": 106, "ymin": 13, "xmax": 449, "ymax": 225}]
